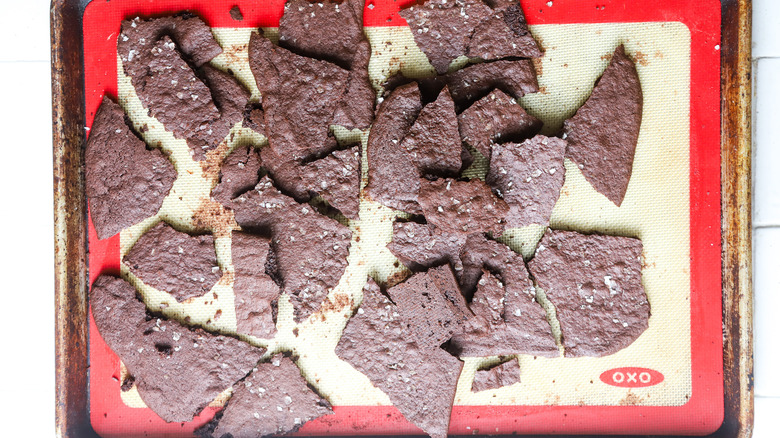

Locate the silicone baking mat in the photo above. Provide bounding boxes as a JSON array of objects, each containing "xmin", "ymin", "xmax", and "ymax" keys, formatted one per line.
[{"xmin": 82, "ymin": 0, "xmax": 723, "ymax": 435}]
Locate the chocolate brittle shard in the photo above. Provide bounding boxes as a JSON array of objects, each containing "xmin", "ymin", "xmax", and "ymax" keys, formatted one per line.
[
  {"xmin": 86, "ymin": 97, "xmax": 176, "ymax": 240},
  {"xmin": 486, "ymin": 135, "xmax": 567, "ymax": 228},
  {"xmin": 232, "ymin": 232, "xmax": 280, "ymax": 339},
  {"xmin": 458, "ymin": 89, "xmax": 542, "ymax": 159},
  {"xmin": 91, "ymin": 275, "xmax": 265, "ymax": 423},
  {"xmin": 336, "ymin": 278, "xmax": 463, "ymax": 438},
  {"xmin": 365, "ymin": 82, "xmax": 424, "ymax": 213},
  {"xmin": 209, "ymin": 354, "xmax": 332, "ymax": 437},
  {"xmin": 401, "ymin": 86, "xmax": 462, "ymax": 177},
  {"xmin": 248, "ymin": 31, "xmax": 348, "ymax": 161},
  {"xmin": 527, "ymin": 229, "xmax": 649, "ymax": 357},
  {"xmin": 387, "ymin": 265, "xmax": 472, "ymax": 349},
  {"xmin": 124, "ymin": 222, "xmax": 222, "ymax": 302},
  {"xmin": 562, "ymin": 45, "xmax": 643, "ymax": 206}
]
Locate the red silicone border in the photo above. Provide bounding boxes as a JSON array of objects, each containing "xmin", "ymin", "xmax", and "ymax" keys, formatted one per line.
[{"xmin": 84, "ymin": 0, "xmax": 723, "ymax": 435}]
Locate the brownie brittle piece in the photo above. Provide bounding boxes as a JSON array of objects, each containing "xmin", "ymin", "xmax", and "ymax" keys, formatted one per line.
[
  {"xmin": 299, "ymin": 146, "xmax": 362, "ymax": 220},
  {"xmin": 562, "ymin": 45, "xmax": 643, "ymax": 206},
  {"xmin": 333, "ymin": 39, "xmax": 376, "ymax": 130},
  {"xmin": 248, "ymin": 31, "xmax": 349, "ymax": 161},
  {"xmin": 211, "ymin": 146, "xmax": 263, "ymax": 204},
  {"xmin": 365, "ymin": 83, "xmax": 423, "ymax": 213},
  {"xmin": 86, "ymin": 96, "xmax": 176, "ymax": 240},
  {"xmin": 124, "ymin": 222, "xmax": 222, "ymax": 302},
  {"xmin": 192, "ymin": 64, "xmax": 252, "ymax": 152},
  {"xmin": 336, "ymin": 278, "xmax": 463, "ymax": 438},
  {"xmin": 272, "ymin": 207, "xmax": 352, "ymax": 321},
  {"xmin": 128, "ymin": 35, "xmax": 219, "ymax": 149},
  {"xmin": 458, "ymin": 89, "xmax": 542, "ymax": 158},
  {"xmin": 386, "ymin": 265, "xmax": 472, "ymax": 349},
  {"xmin": 399, "ymin": 0, "xmax": 493, "ymax": 74},
  {"xmin": 486, "ymin": 135, "xmax": 566, "ymax": 228},
  {"xmin": 208, "ymin": 354, "xmax": 332, "ymax": 438},
  {"xmin": 278, "ymin": 0, "xmax": 367, "ymax": 68},
  {"xmin": 230, "ymin": 176, "xmax": 298, "ymax": 230},
  {"xmin": 388, "ymin": 221, "xmax": 467, "ymax": 273},
  {"xmin": 90, "ymin": 275, "xmax": 265, "ymax": 423},
  {"xmin": 418, "ymin": 178, "xmax": 509, "ymax": 237},
  {"xmin": 400, "ymin": 86, "xmax": 462, "ymax": 177},
  {"xmin": 466, "ymin": 2, "xmax": 542, "ymax": 60},
  {"xmin": 232, "ymin": 232, "xmax": 281, "ymax": 339},
  {"xmin": 527, "ymin": 229, "xmax": 649, "ymax": 357}
]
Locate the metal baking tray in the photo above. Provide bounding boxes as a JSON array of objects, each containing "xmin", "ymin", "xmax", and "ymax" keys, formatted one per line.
[{"xmin": 53, "ymin": 0, "xmax": 754, "ymax": 436}]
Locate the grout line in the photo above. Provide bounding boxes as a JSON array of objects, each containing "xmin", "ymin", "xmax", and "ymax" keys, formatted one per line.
[{"xmin": 752, "ymin": 225, "xmax": 780, "ymax": 231}]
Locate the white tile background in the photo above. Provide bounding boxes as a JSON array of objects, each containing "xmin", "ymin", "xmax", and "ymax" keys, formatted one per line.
[
  {"xmin": 0, "ymin": 0, "xmax": 774, "ymax": 436},
  {"xmin": 752, "ymin": 0, "xmax": 780, "ymax": 435}
]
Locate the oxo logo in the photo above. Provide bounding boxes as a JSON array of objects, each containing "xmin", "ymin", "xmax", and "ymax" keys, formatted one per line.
[{"xmin": 599, "ymin": 367, "xmax": 664, "ymax": 388}]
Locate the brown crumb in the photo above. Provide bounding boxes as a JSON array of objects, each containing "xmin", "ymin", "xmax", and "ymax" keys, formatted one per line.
[
  {"xmin": 632, "ymin": 51, "xmax": 648, "ymax": 66},
  {"xmin": 229, "ymin": 5, "xmax": 243, "ymax": 21},
  {"xmin": 218, "ymin": 271, "xmax": 235, "ymax": 286},
  {"xmin": 319, "ymin": 293, "xmax": 352, "ymax": 313},
  {"xmin": 200, "ymin": 140, "xmax": 233, "ymax": 183},
  {"xmin": 532, "ymin": 57, "xmax": 543, "ymax": 76},
  {"xmin": 535, "ymin": 36, "xmax": 546, "ymax": 53},
  {"xmin": 619, "ymin": 392, "xmax": 642, "ymax": 406},
  {"xmin": 192, "ymin": 197, "xmax": 237, "ymax": 237},
  {"xmin": 121, "ymin": 375, "xmax": 135, "ymax": 392},
  {"xmin": 214, "ymin": 309, "xmax": 222, "ymax": 320}
]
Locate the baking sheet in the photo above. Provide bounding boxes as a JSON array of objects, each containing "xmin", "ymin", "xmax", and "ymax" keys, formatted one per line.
[{"xmin": 54, "ymin": 0, "xmax": 736, "ymax": 436}]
